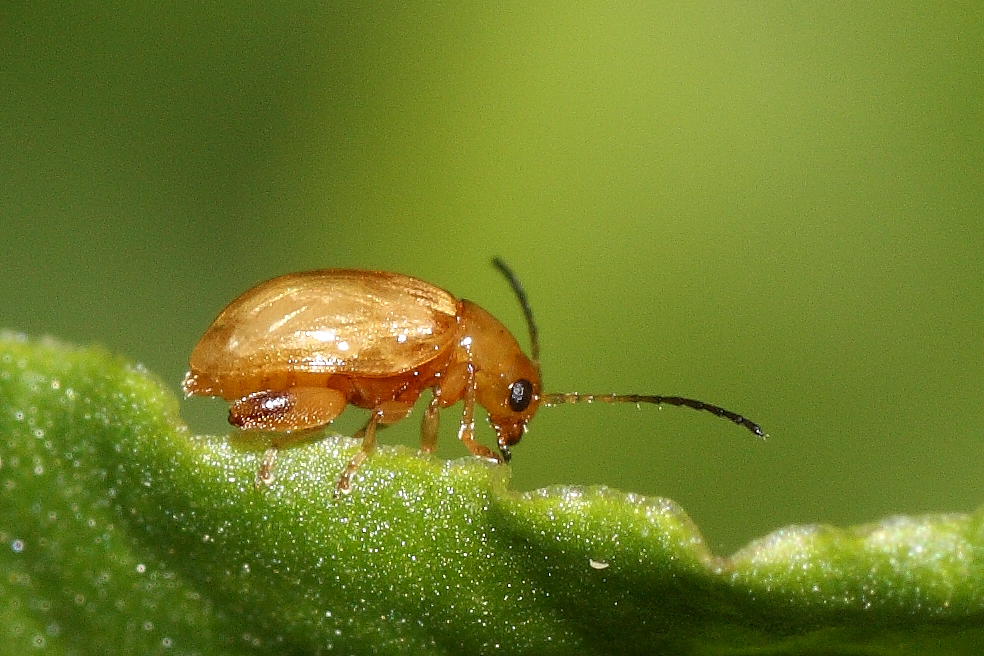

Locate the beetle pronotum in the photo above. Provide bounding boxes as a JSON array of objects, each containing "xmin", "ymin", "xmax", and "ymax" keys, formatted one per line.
[{"xmin": 183, "ymin": 259, "xmax": 763, "ymax": 493}]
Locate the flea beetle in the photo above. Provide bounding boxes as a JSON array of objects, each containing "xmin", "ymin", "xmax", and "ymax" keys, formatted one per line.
[{"xmin": 183, "ymin": 259, "xmax": 763, "ymax": 493}]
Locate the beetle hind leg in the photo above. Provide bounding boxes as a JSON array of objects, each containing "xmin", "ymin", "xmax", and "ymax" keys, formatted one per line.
[
  {"xmin": 254, "ymin": 426, "xmax": 324, "ymax": 487},
  {"xmin": 228, "ymin": 387, "xmax": 347, "ymax": 487}
]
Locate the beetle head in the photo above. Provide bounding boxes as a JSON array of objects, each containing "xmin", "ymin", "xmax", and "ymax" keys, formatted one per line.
[
  {"xmin": 481, "ymin": 359, "xmax": 541, "ymax": 462},
  {"xmin": 459, "ymin": 299, "xmax": 542, "ymax": 461}
]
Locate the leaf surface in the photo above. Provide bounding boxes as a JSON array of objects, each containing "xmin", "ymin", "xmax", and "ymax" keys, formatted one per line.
[{"xmin": 1, "ymin": 334, "xmax": 981, "ymax": 654}]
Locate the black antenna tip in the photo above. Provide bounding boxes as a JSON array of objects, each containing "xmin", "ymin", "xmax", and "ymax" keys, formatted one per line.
[{"xmin": 490, "ymin": 258, "xmax": 540, "ymax": 362}]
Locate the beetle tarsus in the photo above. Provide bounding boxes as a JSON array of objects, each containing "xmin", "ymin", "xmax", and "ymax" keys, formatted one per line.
[
  {"xmin": 256, "ymin": 447, "xmax": 278, "ymax": 487},
  {"xmin": 334, "ymin": 409, "xmax": 383, "ymax": 497}
]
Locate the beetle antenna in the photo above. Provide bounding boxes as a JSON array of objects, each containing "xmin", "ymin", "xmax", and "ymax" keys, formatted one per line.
[
  {"xmin": 491, "ymin": 257, "xmax": 540, "ymax": 363},
  {"xmin": 539, "ymin": 392, "xmax": 766, "ymax": 438}
]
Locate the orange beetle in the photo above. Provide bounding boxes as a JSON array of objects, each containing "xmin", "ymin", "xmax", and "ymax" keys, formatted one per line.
[{"xmin": 183, "ymin": 259, "xmax": 763, "ymax": 493}]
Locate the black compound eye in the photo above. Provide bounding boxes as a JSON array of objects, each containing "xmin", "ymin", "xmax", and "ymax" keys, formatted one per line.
[{"xmin": 508, "ymin": 379, "xmax": 534, "ymax": 412}]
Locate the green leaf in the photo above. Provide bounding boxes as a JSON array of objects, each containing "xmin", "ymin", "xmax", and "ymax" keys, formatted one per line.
[{"xmin": 1, "ymin": 333, "xmax": 982, "ymax": 655}]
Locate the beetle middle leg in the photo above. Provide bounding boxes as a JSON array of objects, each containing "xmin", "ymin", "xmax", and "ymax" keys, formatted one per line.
[
  {"xmin": 336, "ymin": 401, "xmax": 413, "ymax": 495},
  {"xmin": 420, "ymin": 390, "xmax": 442, "ymax": 454}
]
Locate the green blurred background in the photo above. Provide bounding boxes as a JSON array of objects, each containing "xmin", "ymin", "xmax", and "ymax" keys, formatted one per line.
[{"xmin": 3, "ymin": 3, "xmax": 981, "ymax": 554}]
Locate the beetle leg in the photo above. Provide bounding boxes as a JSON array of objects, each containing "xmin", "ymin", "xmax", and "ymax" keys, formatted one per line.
[
  {"xmin": 258, "ymin": 447, "xmax": 279, "ymax": 487},
  {"xmin": 336, "ymin": 408, "xmax": 384, "ymax": 496},
  {"xmin": 254, "ymin": 426, "xmax": 324, "ymax": 487},
  {"xmin": 420, "ymin": 389, "xmax": 441, "ymax": 454},
  {"xmin": 456, "ymin": 364, "xmax": 500, "ymax": 463},
  {"xmin": 351, "ymin": 400, "xmax": 412, "ymax": 438},
  {"xmin": 229, "ymin": 387, "xmax": 346, "ymax": 488},
  {"xmin": 352, "ymin": 422, "xmax": 388, "ymax": 440}
]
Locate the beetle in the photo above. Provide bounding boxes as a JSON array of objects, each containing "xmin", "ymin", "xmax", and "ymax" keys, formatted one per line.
[{"xmin": 183, "ymin": 259, "xmax": 764, "ymax": 493}]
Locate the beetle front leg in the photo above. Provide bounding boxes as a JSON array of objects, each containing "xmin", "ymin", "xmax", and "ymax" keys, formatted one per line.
[{"xmin": 456, "ymin": 364, "xmax": 500, "ymax": 463}]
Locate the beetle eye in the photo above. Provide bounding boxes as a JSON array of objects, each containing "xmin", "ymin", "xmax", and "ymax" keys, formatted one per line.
[{"xmin": 508, "ymin": 379, "xmax": 534, "ymax": 412}]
